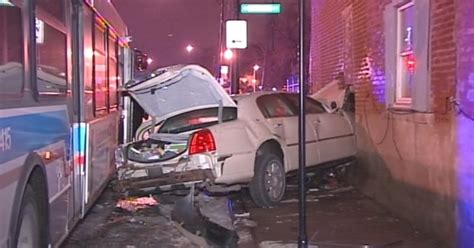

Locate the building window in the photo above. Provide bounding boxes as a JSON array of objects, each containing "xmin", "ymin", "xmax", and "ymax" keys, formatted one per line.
[
  {"xmin": 396, "ymin": 1, "xmax": 415, "ymax": 105},
  {"xmin": 384, "ymin": 0, "xmax": 431, "ymax": 111}
]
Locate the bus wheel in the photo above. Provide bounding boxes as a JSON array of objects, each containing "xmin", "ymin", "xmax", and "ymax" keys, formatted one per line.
[{"xmin": 15, "ymin": 185, "xmax": 42, "ymax": 248}]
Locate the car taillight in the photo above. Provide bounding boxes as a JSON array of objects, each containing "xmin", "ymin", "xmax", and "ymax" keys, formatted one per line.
[{"xmin": 188, "ymin": 129, "xmax": 216, "ymax": 155}]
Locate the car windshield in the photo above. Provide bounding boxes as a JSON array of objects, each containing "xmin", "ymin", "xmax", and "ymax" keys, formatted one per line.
[{"xmin": 158, "ymin": 107, "xmax": 237, "ymax": 134}]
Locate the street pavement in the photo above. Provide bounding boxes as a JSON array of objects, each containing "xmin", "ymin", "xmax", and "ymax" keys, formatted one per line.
[{"xmin": 63, "ymin": 179, "xmax": 440, "ymax": 248}]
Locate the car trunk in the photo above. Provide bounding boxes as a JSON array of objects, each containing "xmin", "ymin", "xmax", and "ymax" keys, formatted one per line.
[{"xmin": 126, "ymin": 133, "xmax": 189, "ymax": 163}]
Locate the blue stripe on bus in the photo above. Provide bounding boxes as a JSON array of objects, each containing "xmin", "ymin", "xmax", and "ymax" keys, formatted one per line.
[{"xmin": 0, "ymin": 110, "xmax": 70, "ymax": 165}]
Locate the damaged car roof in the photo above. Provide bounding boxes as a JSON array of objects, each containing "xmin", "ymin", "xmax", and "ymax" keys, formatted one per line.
[{"xmin": 124, "ymin": 64, "xmax": 236, "ymax": 123}]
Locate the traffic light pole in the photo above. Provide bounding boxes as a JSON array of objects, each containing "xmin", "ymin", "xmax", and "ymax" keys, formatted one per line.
[{"xmin": 297, "ymin": 0, "xmax": 308, "ymax": 247}]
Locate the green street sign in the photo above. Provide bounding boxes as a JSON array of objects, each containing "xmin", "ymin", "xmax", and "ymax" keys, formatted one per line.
[{"xmin": 240, "ymin": 3, "xmax": 282, "ymax": 14}]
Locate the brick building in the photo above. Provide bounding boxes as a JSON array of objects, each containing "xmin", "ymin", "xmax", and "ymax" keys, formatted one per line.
[{"xmin": 310, "ymin": 0, "xmax": 474, "ymax": 246}]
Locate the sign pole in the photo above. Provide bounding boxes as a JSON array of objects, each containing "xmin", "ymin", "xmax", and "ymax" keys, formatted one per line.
[
  {"xmin": 231, "ymin": 0, "xmax": 241, "ymax": 94},
  {"xmin": 297, "ymin": 0, "xmax": 308, "ymax": 247}
]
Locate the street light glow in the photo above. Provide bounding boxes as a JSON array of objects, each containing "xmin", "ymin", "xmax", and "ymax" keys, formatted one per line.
[
  {"xmin": 186, "ymin": 44, "xmax": 194, "ymax": 53},
  {"xmin": 224, "ymin": 49, "xmax": 233, "ymax": 60},
  {"xmin": 146, "ymin": 58, "xmax": 153, "ymax": 64},
  {"xmin": 253, "ymin": 64, "xmax": 260, "ymax": 71}
]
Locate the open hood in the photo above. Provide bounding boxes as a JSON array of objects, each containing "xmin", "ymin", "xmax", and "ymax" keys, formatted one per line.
[
  {"xmin": 310, "ymin": 79, "xmax": 346, "ymax": 109},
  {"xmin": 124, "ymin": 64, "xmax": 237, "ymax": 123}
]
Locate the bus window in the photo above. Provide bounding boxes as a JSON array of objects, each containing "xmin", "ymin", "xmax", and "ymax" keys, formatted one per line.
[
  {"xmin": 94, "ymin": 24, "xmax": 107, "ymax": 114},
  {"xmin": 84, "ymin": 6, "xmax": 94, "ymax": 120},
  {"xmin": 0, "ymin": 5, "xmax": 24, "ymax": 99},
  {"xmin": 108, "ymin": 36, "xmax": 118, "ymax": 109},
  {"xmin": 35, "ymin": 1, "xmax": 67, "ymax": 95}
]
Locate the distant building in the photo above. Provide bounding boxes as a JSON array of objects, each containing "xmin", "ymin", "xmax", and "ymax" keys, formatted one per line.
[{"xmin": 310, "ymin": 0, "xmax": 474, "ymax": 246}]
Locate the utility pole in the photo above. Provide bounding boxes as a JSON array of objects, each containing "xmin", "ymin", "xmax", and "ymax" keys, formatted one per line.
[
  {"xmin": 297, "ymin": 0, "xmax": 307, "ymax": 247},
  {"xmin": 231, "ymin": 0, "xmax": 241, "ymax": 94}
]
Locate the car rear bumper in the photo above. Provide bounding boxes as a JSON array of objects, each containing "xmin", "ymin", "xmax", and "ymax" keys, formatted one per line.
[{"xmin": 116, "ymin": 169, "xmax": 215, "ymax": 194}]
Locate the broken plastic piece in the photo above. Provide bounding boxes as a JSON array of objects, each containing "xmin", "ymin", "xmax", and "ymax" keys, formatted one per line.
[{"xmin": 116, "ymin": 196, "xmax": 159, "ymax": 212}]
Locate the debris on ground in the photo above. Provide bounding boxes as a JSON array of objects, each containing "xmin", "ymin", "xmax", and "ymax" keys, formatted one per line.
[{"xmin": 116, "ymin": 196, "xmax": 159, "ymax": 212}]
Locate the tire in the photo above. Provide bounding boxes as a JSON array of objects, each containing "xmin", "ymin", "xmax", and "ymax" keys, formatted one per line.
[
  {"xmin": 249, "ymin": 153, "xmax": 286, "ymax": 208},
  {"xmin": 15, "ymin": 185, "xmax": 44, "ymax": 248}
]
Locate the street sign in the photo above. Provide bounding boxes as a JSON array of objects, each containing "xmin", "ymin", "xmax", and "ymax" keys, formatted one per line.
[
  {"xmin": 240, "ymin": 3, "xmax": 282, "ymax": 14},
  {"xmin": 226, "ymin": 20, "xmax": 247, "ymax": 49}
]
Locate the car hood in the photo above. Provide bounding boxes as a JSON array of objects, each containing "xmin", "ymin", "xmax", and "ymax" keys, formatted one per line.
[
  {"xmin": 124, "ymin": 64, "xmax": 237, "ymax": 123},
  {"xmin": 310, "ymin": 79, "xmax": 346, "ymax": 109}
]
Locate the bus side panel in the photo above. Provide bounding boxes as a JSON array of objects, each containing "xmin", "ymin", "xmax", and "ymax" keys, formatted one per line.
[
  {"xmin": 85, "ymin": 112, "xmax": 118, "ymax": 207},
  {"xmin": 0, "ymin": 157, "xmax": 25, "ymax": 247},
  {"xmin": 0, "ymin": 106, "xmax": 71, "ymax": 246}
]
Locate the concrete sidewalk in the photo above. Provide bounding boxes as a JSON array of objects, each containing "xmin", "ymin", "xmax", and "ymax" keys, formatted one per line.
[{"xmin": 242, "ymin": 185, "xmax": 441, "ymax": 248}]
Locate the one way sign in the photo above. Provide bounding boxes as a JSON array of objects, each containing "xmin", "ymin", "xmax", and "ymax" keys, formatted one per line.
[{"xmin": 226, "ymin": 20, "xmax": 247, "ymax": 49}]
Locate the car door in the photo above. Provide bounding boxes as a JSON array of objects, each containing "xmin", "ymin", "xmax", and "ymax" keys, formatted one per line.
[
  {"xmin": 313, "ymin": 107, "xmax": 355, "ymax": 163},
  {"xmin": 282, "ymin": 94, "xmax": 322, "ymax": 168},
  {"xmin": 258, "ymin": 94, "xmax": 320, "ymax": 171}
]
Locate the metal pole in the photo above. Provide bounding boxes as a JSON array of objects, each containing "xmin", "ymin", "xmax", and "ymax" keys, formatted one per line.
[
  {"xmin": 297, "ymin": 0, "xmax": 307, "ymax": 247},
  {"xmin": 231, "ymin": 0, "xmax": 241, "ymax": 94}
]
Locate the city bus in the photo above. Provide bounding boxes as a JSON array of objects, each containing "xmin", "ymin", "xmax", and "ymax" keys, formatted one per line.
[{"xmin": 0, "ymin": 0, "xmax": 133, "ymax": 246}]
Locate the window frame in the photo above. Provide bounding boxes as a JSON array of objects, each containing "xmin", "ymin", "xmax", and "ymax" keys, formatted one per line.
[
  {"xmin": 256, "ymin": 94, "xmax": 297, "ymax": 119},
  {"xmin": 93, "ymin": 19, "xmax": 108, "ymax": 115},
  {"xmin": 384, "ymin": 0, "xmax": 431, "ymax": 112},
  {"xmin": 34, "ymin": 2, "xmax": 69, "ymax": 97},
  {"xmin": 0, "ymin": 3, "xmax": 25, "ymax": 101},
  {"xmin": 395, "ymin": 1, "xmax": 415, "ymax": 106}
]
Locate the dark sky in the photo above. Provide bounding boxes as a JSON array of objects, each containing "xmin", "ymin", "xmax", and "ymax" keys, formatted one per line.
[
  {"xmin": 112, "ymin": 0, "xmax": 299, "ymax": 87},
  {"xmin": 113, "ymin": 0, "xmax": 224, "ymax": 73}
]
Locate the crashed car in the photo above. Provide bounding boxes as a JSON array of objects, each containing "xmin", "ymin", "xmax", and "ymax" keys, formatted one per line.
[{"xmin": 116, "ymin": 64, "xmax": 356, "ymax": 208}]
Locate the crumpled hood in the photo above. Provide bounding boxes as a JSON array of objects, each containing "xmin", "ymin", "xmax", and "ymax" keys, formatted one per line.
[
  {"xmin": 310, "ymin": 79, "xmax": 346, "ymax": 109},
  {"xmin": 124, "ymin": 64, "xmax": 237, "ymax": 123}
]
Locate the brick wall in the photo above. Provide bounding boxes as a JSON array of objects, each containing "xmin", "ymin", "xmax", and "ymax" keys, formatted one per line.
[
  {"xmin": 310, "ymin": 0, "xmax": 460, "ymax": 245},
  {"xmin": 309, "ymin": 0, "xmax": 351, "ymax": 91},
  {"xmin": 431, "ymin": 0, "xmax": 457, "ymax": 118}
]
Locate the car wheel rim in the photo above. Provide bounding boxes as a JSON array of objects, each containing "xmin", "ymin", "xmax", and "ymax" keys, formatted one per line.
[
  {"xmin": 264, "ymin": 160, "xmax": 284, "ymax": 201},
  {"xmin": 17, "ymin": 206, "xmax": 36, "ymax": 248}
]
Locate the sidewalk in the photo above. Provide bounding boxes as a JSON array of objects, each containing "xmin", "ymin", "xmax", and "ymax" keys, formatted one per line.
[{"xmin": 243, "ymin": 184, "xmax": 441, "ymax": 248}]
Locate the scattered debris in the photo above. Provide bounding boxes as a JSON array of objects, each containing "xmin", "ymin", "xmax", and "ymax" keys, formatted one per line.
[
  {"xmin": 281, "ymin": 199, "xmax": 299, "ymax": 204},
  {"xmin": 116, "ymin": 196, "xmax": 159, "ymax": 212},
  {"xmin": 330, "ymin": 186, "xmax": 355, "ymax": 194},
  {"xmin": 234, "ymin": 212, "xmax": 250, "ymax": 218}
]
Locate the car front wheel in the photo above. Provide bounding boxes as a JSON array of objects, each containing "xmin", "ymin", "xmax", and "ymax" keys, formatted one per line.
[{"xmin": 249, "ymin": 153, "xmax": 286, "ymax": 208}]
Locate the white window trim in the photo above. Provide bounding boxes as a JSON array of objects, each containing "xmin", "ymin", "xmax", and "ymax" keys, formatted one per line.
[
  {"xmin": 394, "ymin": 1, "xmax": 414, "ymax": 108},
  {"xmin": 384, "ymin": 0, "xmax": 431, "ymax": 112}
]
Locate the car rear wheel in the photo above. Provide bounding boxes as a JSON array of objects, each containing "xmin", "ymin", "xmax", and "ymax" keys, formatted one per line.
[
  {"xmin": 249, "ymin": 153, "xmax": 286, "ymax": 208},
  {"xmin": 15, "ymin": 185, "xmax": 43, "ymax": 248}
]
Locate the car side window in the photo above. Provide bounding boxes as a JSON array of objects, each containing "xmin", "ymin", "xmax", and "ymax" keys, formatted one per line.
[
  {"xmin": 284, "ymin": 94, "xmax": 326, "ymax": 114},
  {"xmin": 257, "ymin": 95, "xmax": 295, "ymax": 118}
]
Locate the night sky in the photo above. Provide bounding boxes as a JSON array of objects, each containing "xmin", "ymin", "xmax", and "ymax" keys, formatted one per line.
[{"xmin": 113, "ymin": 0, "xmax": 299, "ymax": 88}]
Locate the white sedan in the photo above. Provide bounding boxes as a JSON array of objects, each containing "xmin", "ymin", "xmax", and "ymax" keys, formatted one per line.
[{"xmin": 116, "ymin": 65, "xmax": 356, "ymax": 207}]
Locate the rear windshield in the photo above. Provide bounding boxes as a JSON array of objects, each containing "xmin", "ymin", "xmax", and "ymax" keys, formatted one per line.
[{"xmin": 158, "ymin": 107, "xmax": 237, "ymax": 134}]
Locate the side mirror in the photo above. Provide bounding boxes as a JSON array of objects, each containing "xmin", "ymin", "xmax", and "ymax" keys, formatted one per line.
[
  {"xmin": 134, "ymin": 50, "xmax": 149, "ymax": 71},
  {"xmin": 330, "ymin": 101, "xmax": 338, "ymax": 110}
]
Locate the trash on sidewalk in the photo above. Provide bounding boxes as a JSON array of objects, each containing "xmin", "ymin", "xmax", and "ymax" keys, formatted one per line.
[
  {"xmin": 116, "ymin": 196, "xmax": 159, "ymax": 212},
  {"xmin": 330, "ymin": 185, "xmax": 355, "ymax": 194}
]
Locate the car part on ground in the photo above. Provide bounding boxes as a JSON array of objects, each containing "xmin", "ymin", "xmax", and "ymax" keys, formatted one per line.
[{"xmin": 171, "ymin": 185, "xmax": 239, "ymax": 247}]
